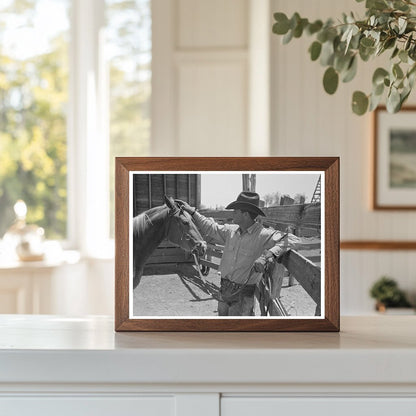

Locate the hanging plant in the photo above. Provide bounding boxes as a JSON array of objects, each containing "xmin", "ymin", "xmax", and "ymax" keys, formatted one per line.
[{"xmin": 272, "ymin": 0, "xmax": 416, "ymax": 115}]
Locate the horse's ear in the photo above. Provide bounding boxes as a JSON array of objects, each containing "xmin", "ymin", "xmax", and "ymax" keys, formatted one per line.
[{"xmin": 163, "ymin": 195, "xmax": 176, "ymax": 211}]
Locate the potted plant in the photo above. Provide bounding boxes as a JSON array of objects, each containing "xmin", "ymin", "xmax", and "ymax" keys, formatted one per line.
[{"xmin": 369, "ymin": 276, "xmax": 413, "ymax": 313}]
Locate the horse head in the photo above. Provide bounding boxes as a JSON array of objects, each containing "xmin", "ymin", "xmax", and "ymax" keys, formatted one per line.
[{"xmin": 163, "ymin": 195, "xmax": 206, "ymax": 257}]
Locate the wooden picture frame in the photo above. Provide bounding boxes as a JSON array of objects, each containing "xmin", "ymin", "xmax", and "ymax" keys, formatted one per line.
[
  {"xmin": 115, "ymin": 157, "xmax": 339, "ymax": 331},
  {"xmin": 373, "ymin": 106, "xmax": 416, "ymax": 210}
]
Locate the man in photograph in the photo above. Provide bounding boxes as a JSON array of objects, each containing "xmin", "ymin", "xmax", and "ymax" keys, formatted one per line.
[{"xmin": 177, "ymin": 192, "xmax": 290, "ymax": 316}]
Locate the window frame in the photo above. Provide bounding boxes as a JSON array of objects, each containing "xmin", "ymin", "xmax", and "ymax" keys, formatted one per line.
[{"xmin": 67, "ymin": 0, "xmax": 111, "ymax": 257}]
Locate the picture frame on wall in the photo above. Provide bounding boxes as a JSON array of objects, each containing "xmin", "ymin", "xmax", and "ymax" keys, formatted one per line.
[
  {"xmin": 115, "ymin": 157, "xmax": 339, "ymax": 332},
  {"xmin": 374, "ymin": 106, "xmax": 416, "ymax": 210}
]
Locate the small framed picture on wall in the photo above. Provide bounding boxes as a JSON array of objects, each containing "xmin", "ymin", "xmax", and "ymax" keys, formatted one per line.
[{"xmin": 374, "ymin": 106, "xmax": 416, "ymax": 210}]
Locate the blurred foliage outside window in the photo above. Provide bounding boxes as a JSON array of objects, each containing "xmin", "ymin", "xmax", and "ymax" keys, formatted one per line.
[
  {"xmin": 107, "ymin": 0, "xmax": 151, "ymax": 237},
  {"xmin": 0, "ymin": 0, "xmax": 151, "ymax": 241},
  {"xmin": 0, "ymin": 0, "xmax": 70, "ymax": 239}
]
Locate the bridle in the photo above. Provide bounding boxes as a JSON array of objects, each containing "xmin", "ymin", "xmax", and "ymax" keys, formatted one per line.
[{"xmin": 165, "ymin": 206, "xmax": 203, "ymax": 255}]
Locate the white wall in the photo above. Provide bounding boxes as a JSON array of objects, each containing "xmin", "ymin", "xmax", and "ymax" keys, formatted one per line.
[{"xmin": 152, "ymin": 0, "xmax": 251, "ymax": 156}]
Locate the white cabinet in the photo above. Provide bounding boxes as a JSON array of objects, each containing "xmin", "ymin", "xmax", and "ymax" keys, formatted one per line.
[
  {"xmin": 1, "ymin": 396, "xmax": 175, "ymax": 416},
  {"xmin": 0, "ymin": 316, "xmax": 416, "ymax": 415},
  {"xmin": 222, "ymin": 398, "xmax": 416, "ymax": 416}
]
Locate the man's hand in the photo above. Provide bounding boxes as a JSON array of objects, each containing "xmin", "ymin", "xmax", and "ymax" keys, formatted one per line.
[
  {"xmin": 175, "ymin": 199, "xmax": 196, "ymax": 215},
  {"xmin": 253, "ymin": 255, "xmax": 268, "ymax": 273}
]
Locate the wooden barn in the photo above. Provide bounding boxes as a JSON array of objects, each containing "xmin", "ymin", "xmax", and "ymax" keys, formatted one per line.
[{"xmin": 132, "ymin": 174, "xmax": 201, "ymax": 274}]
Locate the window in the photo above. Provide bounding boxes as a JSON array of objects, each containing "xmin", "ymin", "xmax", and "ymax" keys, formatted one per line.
[
  {"xmin": 0, "ymin": 0, "xmax": 70, "ymax": 239},
  {"xmin": 106, "ymin": 0, "xmax": 151, "ymax": 237},
  {"xmin": 0, "ymin": 0, "xmax": 151, "ymax": 253}
]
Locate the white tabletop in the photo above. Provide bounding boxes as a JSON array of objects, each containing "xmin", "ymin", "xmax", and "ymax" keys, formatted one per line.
[{"xmin": 0, "ymin": 315, "xmax": 415, "ymax": 386}]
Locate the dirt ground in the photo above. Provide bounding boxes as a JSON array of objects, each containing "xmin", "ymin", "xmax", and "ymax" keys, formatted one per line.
[{"xmin": 133, "ymin": 266, "xmax": 317, "ymax": 317}]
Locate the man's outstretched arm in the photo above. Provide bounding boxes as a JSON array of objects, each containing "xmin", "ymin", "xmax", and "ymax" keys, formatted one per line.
[{"xmin": 175, "ymin": 199, "xmax": 229, "ymax": 245}]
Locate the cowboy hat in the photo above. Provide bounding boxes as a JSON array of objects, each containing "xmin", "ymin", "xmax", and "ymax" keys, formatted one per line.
[{"xmin": 226, "ymin": 192, "xmax": 265, "ymax": 217}]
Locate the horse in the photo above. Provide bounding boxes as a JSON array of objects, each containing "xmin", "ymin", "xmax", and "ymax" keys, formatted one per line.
[{"xmin": 132, "ymin": 195, "xmax": 206, "ymax": 290}]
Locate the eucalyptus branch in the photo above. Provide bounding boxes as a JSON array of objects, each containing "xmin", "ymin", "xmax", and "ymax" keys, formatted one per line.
[{"xmin": 272, "ymin": 0, "xmax": 416, "ymax": 115}]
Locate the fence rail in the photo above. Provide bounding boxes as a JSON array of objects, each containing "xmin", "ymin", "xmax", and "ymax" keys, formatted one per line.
[{"xmin": 199, "ymin": 235, "xmax": 321, "ymax": 317}]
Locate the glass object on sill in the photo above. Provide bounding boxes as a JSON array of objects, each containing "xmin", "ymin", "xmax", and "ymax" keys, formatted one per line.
[{"xmin": 3, "ymin": 200, "xmax": 45, "ymax": 261}]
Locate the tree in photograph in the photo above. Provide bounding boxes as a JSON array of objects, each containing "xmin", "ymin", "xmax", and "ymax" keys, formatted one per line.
[
  {"xmin": 294, "ymin": 193, "xmax": 306, "ymax": 204},
  {"xmin": 263, "ymin": 191, "xmax": 281, "ymax": 207}
]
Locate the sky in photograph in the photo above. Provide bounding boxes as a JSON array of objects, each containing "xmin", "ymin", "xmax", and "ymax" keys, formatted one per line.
[{"xmin": 200, "ymin": 172, "xmax": 321, "ymax": 209}]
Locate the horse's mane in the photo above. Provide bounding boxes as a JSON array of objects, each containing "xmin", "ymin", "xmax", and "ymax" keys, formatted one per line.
[{"xmin": 134, "ymin": 205, "xmax": 170, "ymax": 234}]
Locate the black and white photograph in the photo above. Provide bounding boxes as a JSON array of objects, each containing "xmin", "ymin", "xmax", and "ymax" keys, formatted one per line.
[{"xmin": 129, "ymin": 171, "xmax": 324, "ymax": 319}]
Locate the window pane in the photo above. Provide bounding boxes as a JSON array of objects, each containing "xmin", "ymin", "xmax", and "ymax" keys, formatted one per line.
[
  {"xmin": 0, "ymin": 0, "xmax": 70, "ymax": 239},
  {"xmin": 106, "ymin": 0, "xmax": 151, "ymax": 237}
]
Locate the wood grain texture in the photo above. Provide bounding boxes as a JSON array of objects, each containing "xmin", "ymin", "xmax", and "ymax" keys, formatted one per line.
[
  {"xmin": 280, "ymin": 250, "xmax": 321, "ymax": 305},
  {"xmin": 114, "ymin": 159, "xmax": 130, "ymax": 330},
  {"xmin": 114, "ymin": 157, "xmax": 339, "ymax": 332},
  {"xmin": 341, "ymin": 241, "xmax": 416, "ymax": 250},
  {"xmin": 325, "ymin": 157, "xmax": 340, "ymax": 331}
]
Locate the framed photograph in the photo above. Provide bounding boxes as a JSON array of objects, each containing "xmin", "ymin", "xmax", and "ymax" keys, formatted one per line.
[
  {"xmin": 115, "ymin": 157, "xmax": 339, "ymax": 331},
  {"xmin": 374, "ymin": 106, "xmax": 416, "ymax": 210}
]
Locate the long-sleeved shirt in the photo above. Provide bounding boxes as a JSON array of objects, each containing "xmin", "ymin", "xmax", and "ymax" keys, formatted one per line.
[{"xmin": 193, "ymin": 212, "xmax": 294, "ymax": 285}]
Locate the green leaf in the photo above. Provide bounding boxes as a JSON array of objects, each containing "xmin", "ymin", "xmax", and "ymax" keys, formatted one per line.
[
  {"xmin": 282, "ymin": 29, "xmax": 293, "ymax": 44},
  {"xmin": 309, "ymin": 41, "xmax": 322, "ymax": 61},
  {"xmin": 407, "ymin": 65, "xmax": 416, "ymax": 89},
  {"xmin": 393, "ymin": 63, "xmax": 404, "ymax": 79},
  {"xmin": 400, "ymin": 87, "xmax": 411, "ymax": 106},
  {"xmin": 342, "ymin": 25, "xmax": 359, "ymax": 53},
  {"xmin": 372, "ymin": 68, "xmax": 389, "ymax": 86},
  {"xmin": 393, "ymin": 0, "xmax": 410, "ymax": 11},
  {"xmin": 323, "ymin": 67, "xmax": 339, "ymax": 94},
  {"xmin": 350, "ymin": 32, "xmax": 361, "ymax": 49},
  {"xmin": 386, "ymin": 87, "xmax": 401, "ymax": 113},
  {"xmin": 360, "ymin": 37, "xmax": 375, "ymax": 48},
  {"xmin": 273, "ymin": 13, "xmax": 290, "ymax": 35},
  {"xmin": 391, "ymin": 47, "xmax": 399, "ymax": 59},
  {"xmin": 342, "ymin": 56, "xmax": 358, "ymax": 83},
  {"xmin": 366, "ymin": 0, "xmax": 388, "ymax": 10},
  {"xmin": 409, "ymin": 45, "xmax": 416, "ymax": 61},
  {"xmin": 405, "ymin": 34, "xmax": 413, "ymax": 51},
  {"xmin": 307, "ymin": 20, "xmax": 323, "ymax": 35},
  {"xmin": 398, "ymin": 17, "xmax": 407, "ymax": 34},
  {"xmin": 408, "ymin": 63, "xmax": 416, "ymax": 77},
  {"xmin": 359, "ymin": 43, "xmax": 375, "ymax": 61},
  {"xmin": 320, "ymin": 40, "xmax": 335, "ymax": 66},
  {"xmin": 293, "ymin": 18, "xmax": 308, "ymax": 38},
  {"xmin": 374, "ymin": 82, "xmax": 385, "ymax": 96},
  {"xmin": 383, "ymin": 37, "xmax": 396, "ymax": 50},
  {"xmin": 334, "ymin": 52, "xmax": 349, "ymax": 72},
  {"xmin": 399, "ymin": 49, "xmax": 408, "ymax": 63},
  {"xmin": 290, "ymin": 12, "xmax": 301, "ymax": 30},
  {"xmin": 317, "ymin": 30, "xmax": 327, "ymax": 43},
  {"xmin": 369, "ymin": 92, "xmax": 383, "ymax": 111},
  {"xmin": 352, "ymin": 91, "xmax": 369, "ymax": 115}
]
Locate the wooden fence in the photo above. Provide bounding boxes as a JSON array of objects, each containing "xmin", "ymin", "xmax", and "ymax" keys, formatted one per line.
[
  {"xmin": 199, "ymin": 236, "xmax": 321, "ymax": 317},
  {"xmin": 142, "ymin": 201, "xmax": 322, "ymax": 316},
  {"xmin": 198, "ymin": 202, "xmax": 322, "ymax": 316},
  {"xmin": 200, "ymin": 202, "xmax": 321, "ymax": 237}
]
